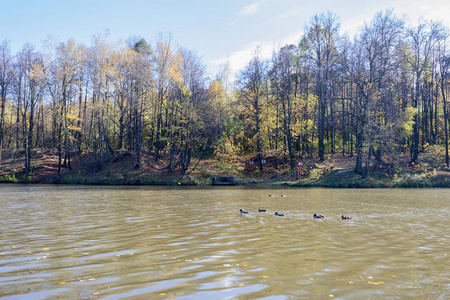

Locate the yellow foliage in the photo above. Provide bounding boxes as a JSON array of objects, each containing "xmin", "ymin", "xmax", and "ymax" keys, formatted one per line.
[
  {"xmin": 67, "ymin": 125, "xmax": 82, "ymax": 132},
  {"xmin": 401, "ymin": 106, "xmax": 417, "ymax": 135},
  {"xmin": 66, "ymin": 113, "xmax": 81, "ymax": 122}
]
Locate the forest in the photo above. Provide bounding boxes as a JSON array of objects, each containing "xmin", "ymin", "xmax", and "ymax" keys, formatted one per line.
[{"xmin": 0, "ymin": 10, "xmax": 449, "ymax": 184}]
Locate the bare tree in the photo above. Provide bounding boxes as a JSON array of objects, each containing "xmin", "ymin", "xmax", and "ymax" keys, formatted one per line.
[
  {"xmin": 304, "ymin": 12, "xmax": 341, "ymax": 161},
  {"xmin": 437, "ymin": 34, "xmax": 450, "ymax": 167},
  {"xmin": 0, "ymin": 40, "xmax": 13, "ymax": 164},
  {"xmin": 153, "ymin": 34, "xmax": 172, "ymax": 161},
  {"xmin": 406, "ymin": 20, "xmax": 445, "ymax": 163}
]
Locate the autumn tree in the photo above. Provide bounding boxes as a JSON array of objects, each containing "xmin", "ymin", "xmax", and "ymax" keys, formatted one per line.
[
  {"xmin": 437, "ymin": 33, "xmax": 450, "ymax": 167},
  {"xmin": 153, "ymin": 34, "xmax": 172, "ymax": 161},
  {"xmin": 270, "ymin": 45, "xmax": 297, "ymax": 170},
  {"xmin": 236, "ymin": 49, "xmax": 267, "ymax": 170},
  {"xmin": 40, "ymin": 38, "xmax": 85, "ymax": 176},
  {"xmin": 303, "ymin": 12, "xmax": 341, "ymax": 161},
  {"xmin": 207, "ymin": 78, "xmax": 228, "ymax": 153},
  {"xmin": 129, "ymin": 40, "xmax": 153, "ymax": 168},
  {"xmin": 405, "ymin": 20, "xmax": 445, "ymax": 163}
]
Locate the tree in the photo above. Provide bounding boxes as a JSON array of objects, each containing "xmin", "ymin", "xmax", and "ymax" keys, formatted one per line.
[
  {"xmin": 437, "ymin": 34, "xmax": 450, "ymax": 167},
  {"xmin": 10, "ymin": 44, "xmax": 46, "ymax": 179},
  {"xmin": 236, "ymin": 48, "xmax": 267, "ymax": 170},
  {"xmin": 0, "ymin": 40, "xmax": 13, "ymax": 164},
  {"xmin": 207, "ymin": 78, "xmax": 228, "ymax": 152},
  {"xmin": 40, "ymin": 38, "xmax": 85, "ymax": 176},
  {"xmin": 129, "ymin": 42, "xmax": 153, "ymax": 168},
  {"xmin": 270, "ymin": 45, "xmax": 296, "ymax": 170},
  {"xmin": 406, "ymin": 20, "xmax": 445, "ymax": 163},
  {"xmin": 304, "ymin": 12, "xmax": 341, "ymax": 161},
  {"xmin": 133, "ymin": 38, "xmax": 152, "ymax": 56},
  {"xmin": 153, "ymin": 34, "xmax": 172, "ymax": 161}
]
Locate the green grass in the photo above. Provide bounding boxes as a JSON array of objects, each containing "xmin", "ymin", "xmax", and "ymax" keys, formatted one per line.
[
  {"xmin": 392, "ymin": 171, "xmax": 450, "ymax": 187},
  {"xmin": 0, "ymin": 173, "xmax": 19, "ymax": 183}
]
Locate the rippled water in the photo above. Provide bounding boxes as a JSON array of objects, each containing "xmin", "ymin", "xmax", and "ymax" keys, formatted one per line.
[{"xmin": 0, "ymin": 185, "xmax": 449, "ymax": 299}]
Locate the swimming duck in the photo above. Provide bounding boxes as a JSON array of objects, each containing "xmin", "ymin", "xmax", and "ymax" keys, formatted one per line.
[
  {"xmin": 240, "ymin": 209, "xmax": 249, "ymax": 214},
  {"xmin": 258, "ymin": 209, "xmax": 267, "ymax": 212},
  {"xmin": 341, "ymin": 215, "xmax": 352, "ymax": 219},
  {"xmin": 274, "ymin": 212, "xmax": 284, "ymax": 217},
  {"xmin": 313, "ymin": 214, "xmax": 324, "ymax": 218}
]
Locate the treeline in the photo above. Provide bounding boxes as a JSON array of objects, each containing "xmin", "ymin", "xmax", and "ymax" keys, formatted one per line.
[
  {"xmin": 236, "ymin": 10, "xmax": 450, "ymax": 178},
  {"xmin": 0, "ymin": 10, "xmax": 449, "ymax": 180}
]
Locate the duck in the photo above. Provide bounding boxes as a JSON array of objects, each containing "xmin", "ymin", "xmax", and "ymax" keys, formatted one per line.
[
  {"xmin": 268, "ymin": 194, "xmax": 274, "ymax": 197},
  {"xmin": 240, "ymin": 209, "xmax": 249, "ymax": 214},
  {"xmin": 274, "ymin": 212, "xmax": 284, "ymax": 217},
  {"xmin": 313, "ymin": 213, "xmax": 324, "ymax": 218},
  {"xmin": 341, "ymin": 215, "xmax": 352, "ymax": 219},
  {"xmin": 280, "ymin": 195, "xmax": 286, "ymax": 197},
  {"xmin": 258, "ymin": 209, "xmax": 267, "ymax": 212}
]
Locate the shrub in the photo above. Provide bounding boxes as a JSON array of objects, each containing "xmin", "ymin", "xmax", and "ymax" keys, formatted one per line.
[{"xmin": 0, "ymin": 173, "xmax": 19, "ymax": 183}]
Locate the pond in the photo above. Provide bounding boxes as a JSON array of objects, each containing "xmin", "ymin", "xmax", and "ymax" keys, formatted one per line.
[{"xmin": 0, "ymin": 185, "xmax": 448, "ymax": 299}]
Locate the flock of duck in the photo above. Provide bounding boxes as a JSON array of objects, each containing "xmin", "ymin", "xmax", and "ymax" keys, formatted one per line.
[{"xmin": 239, "ymin": 194, "xmax": 353, "ymax": 220}]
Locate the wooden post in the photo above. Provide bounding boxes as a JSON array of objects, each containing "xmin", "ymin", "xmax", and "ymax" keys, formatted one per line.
[
  {"xmin": 249, "ymin": 160, "xmax": 255, "ymax": 181},
  {"xmin": 261, "ymin": 159, "xmax": 266, "ymax": 177},
  {"xmin": 298, "ymin": 161, "xmax": 304, "ymax": 181}
]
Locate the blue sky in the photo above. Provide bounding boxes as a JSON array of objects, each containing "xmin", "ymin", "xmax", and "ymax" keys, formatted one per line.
[{"xmin": 1, "ymin": 0, "xmax": 449, "ymax": 77}]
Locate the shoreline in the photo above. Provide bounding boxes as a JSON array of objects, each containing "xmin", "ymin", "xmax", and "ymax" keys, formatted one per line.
[
  {"xmin": 1, "ymin": 176, "xmax": 449, "ymax": 188},
  {"xmin": 1, "ymin": 150, "xmax": 449, "ymax": 188}
]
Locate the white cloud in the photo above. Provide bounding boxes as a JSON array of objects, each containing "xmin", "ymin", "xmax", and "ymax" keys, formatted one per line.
[
  {"xmin": 237, "ymin": 2, "xmax": 260, "ymax": 16},
  {"xmin": 391, "ymin": 0, "xmax": 450, "ymax": 26},
  {"xmin": 210, "ymin": 31, "xmax": 302, "ymax": 77},
  {"xmin": 339, "ymin": 0, "xmax": 450, "ymax": 37},
  {"xmin": 279, "ymin": 8, "xmax": 302, "ymax": 20},
  {"xmin": 211, "ymin": 41, "xmax": 263, "ymax": 75}
]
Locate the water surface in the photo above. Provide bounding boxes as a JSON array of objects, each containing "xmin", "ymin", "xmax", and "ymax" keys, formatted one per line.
[{"xmin": 0, "ymin": 185, "xmax": 449, "ymax": 299}]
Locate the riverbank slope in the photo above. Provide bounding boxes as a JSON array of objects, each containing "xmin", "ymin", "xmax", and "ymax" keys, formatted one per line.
[{"xmin": 0, "ymin": 148, "xmax": 449, "ymax": 187}]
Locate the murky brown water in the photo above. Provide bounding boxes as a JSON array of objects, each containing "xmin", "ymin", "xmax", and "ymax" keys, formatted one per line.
[{"xmin": 0, "ymin": 185, "xmax": 448, "ymax": 299}]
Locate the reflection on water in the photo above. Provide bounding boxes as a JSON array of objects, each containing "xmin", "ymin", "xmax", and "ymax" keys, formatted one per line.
[{"xmin": 0, "ymin": 185, "xmax": 449, "ymax": 299}]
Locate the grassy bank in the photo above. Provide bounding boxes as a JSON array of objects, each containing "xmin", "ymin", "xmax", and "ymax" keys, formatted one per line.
[{"xmin": 0, "ymin": 148, "xmax": 449, "ymax": 188}]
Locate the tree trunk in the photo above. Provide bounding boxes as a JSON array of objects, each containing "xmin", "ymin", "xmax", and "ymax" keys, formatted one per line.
[
  {"xmin": 25, "ymin": 99, "xmax": 35, "ymax": 181},
  {"xmin": 135, "ymin": 107, "xmax": 141, "ymax": 169},
  {"xmin": 363, "ymin": 142, "xmax": 372, "ymax": 179},
  {"xmin": 57, "ymin": 122, "xmax": 62, "ymax": 177},
  {"xmin": 318, "ymin": 82, "xmax": 325, "ymax": 161},
  {"xmin": 281, "ymin": 91, "xmax": 294, "ymax": 170},
  {"xmin": 355, "ymin": 125, "xmax": 364, "ymax": 175},
  {"xmin": 101, "ymin": 109, "xmax": 114, "ymax": 157},
  {"xmin": 411, "ymin": 79, "xmax": 420, "ymax": 162},
  {"xmin": 442, "ymin": 78, "xmax": 449, "ymax": 167},
  {"xmin": 0, "ymin": 88, "xmax": 6, "ymax": 156}
]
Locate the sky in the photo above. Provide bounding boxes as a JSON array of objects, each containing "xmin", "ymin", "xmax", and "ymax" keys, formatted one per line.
[{"xmin": 1, "ymin": 0, "xmax": 450, "ymax": 78}]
